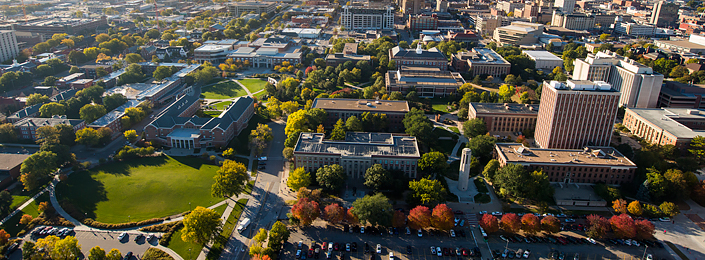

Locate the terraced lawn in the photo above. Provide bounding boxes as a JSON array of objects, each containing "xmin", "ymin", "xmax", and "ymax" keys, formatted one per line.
[
  {"xmin": 238, "ymin": 79, "xmax": 268, "ymax": 93},
  {"xmin": 201, "ymin": 81, "xmax": 248, "ymax": 99}
]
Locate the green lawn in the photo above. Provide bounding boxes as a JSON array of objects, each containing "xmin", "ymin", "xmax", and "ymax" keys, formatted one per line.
[
  {"xmin": 214, "ymin": 101, "xmax": 233, "ymax": 110},
  {"xmin": 201, "ymin": 81, "xmax": 248, "ymax": 99},
  {"xmin": 449, "ymin": 127, "xmax": 460, "ymax": 134},
  {"xmin": 1, "ymin": 193, "xmax": 48, "ymax": 236},
  {"xmin": 168, "ymin": 228, "xmax": 203, "ymax": 260},
  {"xmin": 203, "ymin": 111, "xmax": 222, "ymax": 118},
  {"xmin": 206, "ymin": 199, "xmax": 248, "ymax": 260},
  {"xmin": 55, "ymin": 156, "xmax": 222, "ymax": 223},
  {"xmin": 10, "ymin": 195, "xmax": 30, "ymax": 210},
  {"xmin": 474, "ymin": 178, "xmax": 489, "ymax": 193},
  {"xmin": 428, "ymin": 97, "xmax": 453, "ymax": 113},
  {"xmin": 238, "ymin": 79, "xmax": 267, "ymax": 93},
  {"xmin": 253, "ymin": 91, "xmax": 268, "ymax": 99},
  {"xmin": 212, "ymin": 203, "xmax": 227, "ymax": 217},
  {"xmin": 227, "ymin": 114, "xmax": 268, "ymax": 155}
]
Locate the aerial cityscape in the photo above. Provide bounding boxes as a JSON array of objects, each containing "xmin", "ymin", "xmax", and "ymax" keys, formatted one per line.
[{"xmin": 0, "ymin": 0, "xmax": 704, "ymax": 259}]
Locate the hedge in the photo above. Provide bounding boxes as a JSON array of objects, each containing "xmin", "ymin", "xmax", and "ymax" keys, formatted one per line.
[
  {"xmin": 140, "ymin": 221, "xmax": 182, "ymax": 232},
  {"xmin": 158, "ymin": 221, "xmax": 184, "ymax": 247},
  {"xmin": 82, "ymin": 218, "xmax": 163, "ymax": 230}
]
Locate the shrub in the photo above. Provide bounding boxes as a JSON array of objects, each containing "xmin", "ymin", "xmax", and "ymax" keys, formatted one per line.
[
  {"xmin": 140, "ymin": 221, "xmax": 182, "ymax": 232},
  {"xmin": 159, "ymin": 221, "xmax": 184, "ymax": 247},
  {"xmin": 114, "ymin": 146, "xmax": 155, "ymax": 160},
  {"xmin": 82, "ymin": 218, "xmax": 163, "ymax": 229},
  {"xmin": 143, "ymin": 247, "xmax": 174, "ymax": 260}
]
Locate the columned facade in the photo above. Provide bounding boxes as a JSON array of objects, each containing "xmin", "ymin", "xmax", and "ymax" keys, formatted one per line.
[{"xmin": 171, "ymin": 138, "xmax": 195, "ymax": 149}]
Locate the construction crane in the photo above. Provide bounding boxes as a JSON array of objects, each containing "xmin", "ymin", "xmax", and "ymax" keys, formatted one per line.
[
  {"xmin": 154, "ymin": 0, "xmax": 160, "ymax": 32},
  {"xmin": 20, "ymin": 0, "xmax": 28, "ymax": 22}
]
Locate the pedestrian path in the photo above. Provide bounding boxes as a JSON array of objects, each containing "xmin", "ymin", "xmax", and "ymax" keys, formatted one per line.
[{"xmin": 0, "ymin": 186, "xmax": 49, "ymax": 226}]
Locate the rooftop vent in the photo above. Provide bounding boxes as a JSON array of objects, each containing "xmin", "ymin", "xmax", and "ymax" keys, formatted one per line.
[{"xmin": 688, "ymin": 109, "xmax": 700, "ymax": 115}]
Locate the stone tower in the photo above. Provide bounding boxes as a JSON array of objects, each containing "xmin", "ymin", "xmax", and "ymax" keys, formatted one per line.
[{"xmin": 458, "ymin": 148, "xmax": 472, "ymax": 191}]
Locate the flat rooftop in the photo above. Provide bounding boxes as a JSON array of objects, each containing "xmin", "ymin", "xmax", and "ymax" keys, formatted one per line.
[
  {"xmin": 522, "ymin": 50, "xmax": 563, "ymax": 61},
  {"xmin": 0, "ymin": 154, "xmax": 30, "ymax": 170},
  {"xmin": 470, "ymin": 102, "xmax": 539, "ymax": 115},
  {"xmin": 627, "ymin": 107, "xmax": 705, "ymax": 139},
  {"xmin": 294, "ymin": 132, "xmax": 420, "ymax": 158},
  {"xmin": 312, "ymin": 98, "xmax": 410, "ymax": 112},
  {"xmin": 467, "ymin": 48, "xmax": 510, "ymax": 64},
  {"xmin": 656, "ymin": 40, "xmax": 705, "ymax": 49},
  {"xmin": 495, "ymin": 143, "xmax": 637, "ymax": 167}
]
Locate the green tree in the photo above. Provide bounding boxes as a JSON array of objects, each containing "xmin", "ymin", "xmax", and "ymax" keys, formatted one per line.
[
  {"xmin": 88, "ymin": 246, "xmax": 106, "ymax": 260},
  {"xmin": 181, "ymin": 206, "xmax": 222, "ymax": 244},
  {"xmin": 103, "ymin": 93, "xmax": 127, "ymax": 111},
  {"xmin": 287, "ymin": 167, "xmax": 311, "ymax": 191},
  {"xmin": 331, "ymin": 119, "xmax": 346, "ymax": 140},
  {"xmin": 69, "ymin": 66, "xmax": 80, "ymax": 74},
  {"xmin": 599, "ymin": 33, "xmax": 611, "ymax": 41},
  {"xmin": 0, "ymin": 191, "xmax": 12, "ymax": 215},
  {"xmin": 316, "ymin": 164, "xmax": 346, "ymax": 192},
  {"xmin": 39, "ymin": 103, "xmax": 67, "ymax": 118},
  {"xmin": 249, "ymin": 123, "xmax": 273, "ymax": 156},
  {"xmin": 408, "ymin": 177, "xmax": 447, "ymax": 206},
  {"xmin": 403, "ymin": 108, "xmax": 433, "ymax": 143},
  {"xmin": 688, "ymin": 136, "xmax": 705, "ymax": 162},
  {"xmin": 20, "ymin": 151, "xmax": 58, "ymax": 189},
  {"xmin": 345, "ymin": 116, "xmax": 363, "ymax": 132},
  {"xmin": 75, "ymin": 128, "xmax": 101, "ymax": 146},
  {"xmin": 363, "ymin": 164, "xmax": 389, "ymax": 191},
  {"xmin": 482, "ymin": 159, "xmax": 500, "ymax": 182},
  {"xmin": 124, "ymin": 130, "xmax": 138, "ymax": 142},
  {"xmin": 466, "ymin": 135, "xmax": 496, "ymax": 162},
  {"xmin": 51, "ymin": 236, "xmax": 82, "ymax": 260},
  {"xmin": 211, "ymin": 160, "xmax": 249, "ymax": 198},
  {"xmin": 152, "ymin": 66, "xmax": 174, "ymax": 81},
  {"xmin": 659, "ymin": 201, "xmax": 679, "ymax": 217},
  {"xmin": 463, "ymin": 118, "xmax": 487, "ymax": 138},
  {"xmin": 106, "ymin": 249, "xmax": 122, "ymax": 260},
  {"xmin": 0, "ymin": 123, "xmax": 16, "ymax": 142},
  {"xmin": 79, "ymin": 104, "xmax": 107, "ymax": 123},
  {"xmin": 124, "ymin": 53, "xmax": 145, "ymax": 64},
  {"xmin": 26, "ymin": 93, "xmax": 49, "ymax": 106},
  {"xmin": 351, "ymin": 193, "xmax": 393, "ymax": 226},
  {"xmin": 419, "ymin": 151, "xmax": 447, "ymax": 174}
]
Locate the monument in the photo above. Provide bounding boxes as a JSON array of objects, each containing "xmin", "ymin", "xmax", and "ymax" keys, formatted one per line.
[{"xmin": 458, "ymin": 148, "xmax": 472, "ymax": 191}]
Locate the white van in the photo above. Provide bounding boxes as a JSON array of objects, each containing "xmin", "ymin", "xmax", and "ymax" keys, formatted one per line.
[{"xmin": 237, "ymin": 218, "xmax": 251, "ymax": 233}]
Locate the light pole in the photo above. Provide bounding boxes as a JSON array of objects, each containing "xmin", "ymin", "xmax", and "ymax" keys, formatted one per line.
[{"xmin": 642, "ymin": 245, "xmax": 649, "ymax": 260}]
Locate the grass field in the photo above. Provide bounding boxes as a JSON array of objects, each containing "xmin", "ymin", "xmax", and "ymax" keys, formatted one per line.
[
  {"xmin": 55, "ymin": 156, "xmax": 221, "ymax": 223},
  {"xmin": 238, "ymin": 79, "xmax": 267, "ymax": 94},
  {"xmin": 214, "ymin": 101, "xmax": 233, "ymax": 110},
  {"xmin": 202, "ymin": 111, "xmax": 222, "ymax": 118},
  {"xmin": 428, "ymin": 97, "xmax": 453, "ymax": 113},
  {"xmin": 206, "ymin": 198, "xmax": 248, "ymax": 260},
  {"xmin": 168, "ymin": 228, "xmax": 202, "ymax": 260},
  {"xmin": 1, "ymin": 193, "xmax": 48, "ymax": 236},
  {"xmin": 201, "ymin": 81, "xmax": 248, "ymax": 99}
]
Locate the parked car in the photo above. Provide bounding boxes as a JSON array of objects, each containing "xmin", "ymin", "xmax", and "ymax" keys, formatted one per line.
[
  {"xmin": 417, "ymin": 229, "xmax": 422, "ymax": 237},
  {"xmin": 436, "ymin": 247, "xmax": 442, "ymax": 257},
  {"xmin": 118, "ymin": 232, "xmax": 127, "ymax": 241},
  {"xmin": 450, "ymin": 229, "xmax": 456, "ymax": 237},
  {"xmin": 523, "ymin": 250, "xmax": 531, "ymax": 258},
  {"xmin": 376, "ymin": 244, "xmax": 382, "ymax": 254},
  {"xmin": 659, "ymin": 217, "xmax": 671, "ymax": 222}
]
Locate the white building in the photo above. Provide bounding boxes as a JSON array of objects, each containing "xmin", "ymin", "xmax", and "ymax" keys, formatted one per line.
[
  {"xmin": 522, "ymin": 50, "xmax": 563, "ymax": 69},
  {"xmin": 0, "ymin": 31, "xmax": 19, "ymax": 63},
  {"xmin": 572, "ymin": 50, "xmax": 664, "ymax": 108},
  {"xmin": 341, "ymin": 6, "xmax": 394, "ymax": 30},
  {"xmin": 614, "ymin": 22, "xmax": 655, "ymax": 37},
  {"xmin": 497, "ymin": 1, "xmax": 525, "ymax": 13},
  {"xmin": 281, "ymin": 28, "xmax": 322, "ymax": 38},
  {"xmin": 551, "ymin": 11, "xmax": 595, "ymax": 30},
  {"xmin": 194, "ymin": 44, "xmax": 231, "ymax": 63},
  {"xmin": 554, "ymin": 0, "xmax": 576, "ymax": 14},
  {"xmin": 493, "ymin": 21, "xmax": 543, "ymax": 46}
]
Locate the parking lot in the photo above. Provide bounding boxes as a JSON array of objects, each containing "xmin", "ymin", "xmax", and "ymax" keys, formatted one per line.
[
  {"xmin": 285, "ymin": 214, "xmax": 673, "ymax": 260},
  {"xmin": 24, "ymin": 227, "xmax": 154, "ymax": 259}
]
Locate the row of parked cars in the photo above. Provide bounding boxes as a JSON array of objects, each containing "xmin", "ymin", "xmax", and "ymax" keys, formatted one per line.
[
  {"xmin": 499, "ymin": 234, "xmax": 597, "ymax": 245},
  {"xmin": 32, "ymin": 226, "xmax": 73, "ymax": 237},
  {"xmin": 430, "ymin": 246, "xmax": 481, "ymax": 257},
  {"xmin": 117, "ymin": 232, "xmax": 159, "ymax": 243}
]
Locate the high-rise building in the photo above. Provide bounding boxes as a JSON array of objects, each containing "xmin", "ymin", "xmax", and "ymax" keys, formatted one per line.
[
  {"xmin": 0, "ymin": 31, "xmax": 19, "ymax": 63},
  {"xmin": 572, "ymin": 50, "xmax": 664, "ymax": 108},
  {"xmin": 650, "ymin": 1, "xmax": 678, "ymax": 27},
  {"xmin": 535, "ymin": 80, "xmax": 620, "ymax": 149},
  {"xmin": 493, "ymin": 21, "xmax": 544, "ymax": 46},
  {"xmin": 554, "ymin": 0, "xmax": 576, "ymax": 14},
  {"xmin": 341, "ymin": 6, "xmax": 394, "ymax": 30},
  {"xmin": 436, "ymin": 0, "xmax": 449, "ymax": 12},
  {"xmin": 401, "ymin": 0, "xmax": 423, "ymax": 14}
]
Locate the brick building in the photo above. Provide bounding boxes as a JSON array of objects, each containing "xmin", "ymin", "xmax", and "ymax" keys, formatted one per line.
[
  {"xmin": 389, "ymin": 45, "xmax": 448, "ymax": 72},
  {"xmin": 311, "ymin": 98, "xmax": 409, "ymax": 131},
  {"xmin": 0, "ymin": 154, "xmax": 30, "ymax": 189},
  {"xmin": 14, "ymin": 116, "xmax": 86, "ymax": 140},
  {"xmin": 622, "ymin": 107, "xmax": 705, "ymax": 149},
  {"xmin": 469, "ymin": 103, "xmax": 539, "ymax": 133}
]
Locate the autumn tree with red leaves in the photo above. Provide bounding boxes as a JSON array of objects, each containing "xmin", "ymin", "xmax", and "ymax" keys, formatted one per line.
[
  {"xmin": 541, "ymin": 216, "xmax": 560, "ymax": 234},
  {"xmin": 346, "ymin": 207, "xmax": 359, "ymax": 225},
  {"xmin": 291, "ymin": 198, "xmax": 320, "ymax": 226},
  {"xmin": 521, "ymin": 214, "xmax": 541, "ymax": 234},
  {"xmin": 324, "ymin": 203, "xmax": 344, "ymax": 224},
  {"xmin": 431, "ymin": 204, "xmax": 455, "ymax": 231},
  {"xmin": 610, "ymin": 214, "xmax": 636, "ymax": 238},
  {"xmin": 586, "ymin": 214, "xmax": 610, "ymax": 239},
  {"xmin": 635, "ymin": 219, "xmax": 655, "ymax": 239},
  {"xmin": 392, "ymin": 210, "xmax": 406, "ymax": 228},
  {"xmin": 408, "ymin": 206, "xmax": 432, "ymax": 230},
  {"xmin": 501, "ymin": 213, "xmax": 521, "ymax": 233},
  {"xmin": 480, "ymin": 214, "xmax": 499, "ymax": 233}
]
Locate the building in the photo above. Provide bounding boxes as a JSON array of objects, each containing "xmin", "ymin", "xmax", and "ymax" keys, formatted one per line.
[
  {"xmin": 145, "ymin": 95, "xmax": 254, "ymax": 149},
  {"xmin": 293, "ymin": 132, "xmax": 421, "ymax": 178},
  {"xmin": 497, "ymin": 1, "xmax": 525, "ymax": 13},
  {"xmin": 11, "ymin": 17, "xmax": 108, "ymax": 37},
  {"xmin": 14, "ymin": 116, "xmax": 86, "ymax": 140},
  {"xmin": 535, "ymin": 80, "xmax": 620, "ymax": 149},
  {"xmin": 0, "ymin": 31, "xmax": 19, "ymax": 63},
  {"xmin": 311, "ymin": 98, "xmax": 409, "ymax": 131},
  {"xmin": 7, "ymin": 104, "xmax": 42, "ymax": 123},
  {"xmin": 103, "ymin": 63, "xmax": 200, "ymax": 105},
  {"xmin": 451, "ymin": 48, "xmax": 511, "ymax": 77},
  {"xmin": 88, "ymin": 100, "xmax": 142, "ymax": 134},
  {"xmin": 70, "ymin": 79, "xmax": 94, "ymax": 89},
  {"xmin": 551, "ymin": 11, "xmax": 595, "ymax": 30},
  {"xmin": 517, "ymin": 3, "xmax": 540, "ymax": 19},
  {"xmin": 522, "ymin": 50, "xmax": 563, "ymax": 69},
  {"xmin": 194, "ymin": 44, "xmax": 231, "ymax": 63},
  {"xmin": 325, "ymin": 43, "xmax": 371, "ymax": 67},
  {"xmin": 495, "ymin": 143, "xmax": 637, "ymax": 185},
  {"xmin": 469, "ymin": 103, "xmax": 539, "ymax": 133},
  {"xmin": 554, "ymin": 0, "xmax": 576, "ymax": 14},
  {"xmin": 389, "ymin": 45, "xmax": 448, "ymax": 72},
  {"xmin": 436, "ymin": 0, "xmax": 448, "ymax": 12},
  {"xmin": 493, "ymin": 21, "xmax": 544, "ymax": 46},
  {"xmin": 658, "ymin": 81, "xmax": 705, "ymax": 109},
  {"xmin": 623, "ymin": 107, "xmax": 705, "ymax": 149},
  {"xmin": 227, "ymin": 2, "xmax": 276, "ymax": 16},
  {"xmin": 401, "ymin": 0, "xmax": 423, "ymax": 14},
  {"xmin": 572, "ymin": 51, "xmax": 664, "ymax": 108},
  {"xmin": 408, "ymin": 15, "xmax": 439, "ymax": 31},
  {"xmin": 227, "ymin": 37, "xmax": 303, "ymax": 68},
  {"xmin": 0, "ymin": 154, "xmax": 31, "ymax": 189},
  {"xmin": 654, "ymin": 34, "xmax": 705, "ymax": 54},
  {"xmin": 651, "ymin": 1, "xmax": 678, "ymax": 27},
  {"xmin": 473, "ymin": 15, "xmax": 526, "ymax": 35},
  {"xmin": 280, "ymin": 28, "xmax": 322, "ymax": 38},
  {"xmin": 79, "ymin": 64, "xmax": 113, "ymax": 79},
  {"xmin": 56, "ymin": 73, "xmax": 85, "ymax": 88},
  {"xmin": 341, "ymin": 6, "xmax": 394, "ymax": 30},
  {"xmin": 615, "ymin": 22, "xmax": 656, "ymax": 37},
  {"xmin": 385, "ymin": 69, "xmax": 465, "ymax": 97}
]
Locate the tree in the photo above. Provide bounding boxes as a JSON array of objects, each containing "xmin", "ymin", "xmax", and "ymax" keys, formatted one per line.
[
  {"xmin": 346, "ymin": 207, "xmax": 359, "ymax": 224},
  {"xmin": 124, "ymin": 130, "xmax": 138, "ymax": 142},
  {"xmin": 351, "ymin": 193, "xmax": 392, "ymax": 226},
  {"xmin": 408, "ymin": 177, "xmax": 446, "ymax": 206},
  {"xmin": 498, "ymin": 84, "xmax": 516, "ymax": 101},
  {"xmin": 500, "ymin": 213, "xmax": 521, "ymax": 233},
  {"xmin": 20, "ymin": 151, "xmax": 57, "ymax": 189},
  {"xmin": 287, "ymin": 167, "xmax": 311, "ymax": 191},
  {"xmin": 324, "ymin": 203, "xmax": 344, "ymax": 224},
  {"xmin": 627, "ymin": 201, "xmax": 643, "ymax": 216},
  {"xmin": 26, "ymin": 93, "xmax": 49, "ymax": 106},
  {"xmin": 331, "ymin": 119, "xmax": 346, "ymax": 140},
  {"xmin": 419, "ymin": 151, "xmax": 447, "ymax": 174},
  {"xmin": 211, "ymin": 160, "xmax": 248, "ymax": 198},
  {"xmin": 20, "ymin": 214, "xmax": 33, "ymax": 225},
  {"xmin": 75, "ymin": 128, "xmax": 101, "ymax": 146},
  {"xmin": 403, "ymin": 108, "xmax": 433, "ymax": 143},
  {"xmin": 253, "ymin": 228, "xmax": 268, "ymax": 244},
  {"xmin": 103, "ymin": 93, "xmax": 127, "ymax": 111},
  {"xmin": 39, "ymin": 103, "xmax": 67, "ymax": 118},
  {"xmin": 79, "ymin": 104, "xmax": 107, "ymax": 123},
  {"xmin": 88, "ymin": 246, "xmax": 107, "ymax": 260},
  {"xmin": 181, "ymin": 206, "xmax": 222, "ymax": 244},
  {"xmin": 0, "ymin": 190, "xmax": 11, "ymax": 216},
  {"xmin": 541, "ymin": 216, "xmax": 560, "ymax": 234},
  {"xmin": 610, "ymin": 214, "xmax": 637, "ymax": 238},
  {"xmin": 69, "ymin": 66, "xmax": 80, "ymax": 74},
  {"xmin": 482, "ymin": 160, "xmax": 500, "ymax": 182},
  {"xmin": 291, "ymin": 197, "xmax": 320, "ymax": 226},
  {"xmin": 635, "ymin": 219, "xmax": 655, "ymax": 239},
  {"xmin": 0, "ymin": 123, "xmax": 16, "ymax": 143},
  {"xmin": 283, "ymin": 147, "xmax": 294, "ymax": 161},
  {"xmin": 51, "ymin": 236, "xmax": 82, "ymax": 260},
  {"xmin": 659, "ymin": 201, "xmax": 679, "ymax": 217},
  {"xmin": 521, "ymin": 214, "xmax": 541, "ymax": 234},
  {"xmin": 345, "ymin": 116, "xmax": 363, "ymax": 132},
  {"xmin": 466, "ymin": 135, "xmax": 496, "ymax": 161},
  {"xmin": 106, "ymin": 249, "xmax": 122, "ymax": 260},
  {"xmin": 124, "ymin": 53, "xmax": 145, "ymax": 64},
  {"xmin": 613, "ymin": 199, "xmax": 628, "ymax": 214},
  {"xmin": 363, "ymin": 164, "xmax": 390, "ymax": 191},
  {"xmin": 315, "ymin": 164, "xmax": 346, "ymax": 192},
  {"xmin": 267, "ymin": 221, "xmax": 290, "ymax": 250},
  {"xmin": 473, "ymin": 213, "xmax": 497, "ymax": 234},
  {"xmin": 152, "ymin": 66, "xmax": 173, "ymax": 81},
  {"xmin": 408, "ymin": 206, "xmax": 432, "ymax": 230},
  {"xmin": 431, "ymin": 204, "xmax": 454, "ymax": 231},
  {"xmin": 664, "ymin": 168, "xmax": 693, "ymax": 200},
  {"xmin": 392, "ymin": 210, "xmax": 406, "ymax": 228},
  {"xmin": 463, "ymin": 118, "xmax": 487, "ymax": 138},
  {"xmin": 249, "ymin": 123, "xmax": 273, "ymax": 156},
  {"xmin": 586, "ymin": 214, "xmax": 610, "ymax": 239}
]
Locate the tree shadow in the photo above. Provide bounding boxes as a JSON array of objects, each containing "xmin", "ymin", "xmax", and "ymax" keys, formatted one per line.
[
  {"xmin": 91, "ymin": 156, "xmax": 170, "ymax": 176},
  {"xmin": 170, "ymin": 156, "xmax": 209, "ymax": 170},
  {"xmin": 55, "ymin": 170, "xmax": 108, "ymax": 220}
]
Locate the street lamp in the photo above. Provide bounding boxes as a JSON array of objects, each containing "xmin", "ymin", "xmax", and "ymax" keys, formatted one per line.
[{"xmin": 642, "ymin": 245, "xmax": 649, "ymax": 260}]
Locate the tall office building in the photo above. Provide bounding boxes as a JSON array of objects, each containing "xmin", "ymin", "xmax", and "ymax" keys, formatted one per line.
[
  {"xmin": 341, "ymin": 6, "xmax": 394, "ymax": 30},
  {"xmin": 554, "ymin": 0, "xmax": 576, "ymax": 14},
  {"xmin": 535, "ymin": 80, "xmax": 620, "ymax": 149},
  {"xmin": 0, "ymin": 31, "xmax": 19, "ymax": 63},
  {"xmin": 436, "ymin": 0, "xmax": 449, "ymax": 12},
  {"xmin": 650, "ymin": 1, "xmax": 678, "ymax": 27},
  {"xmin": 401, "ymin": 0, "xmax": 423, "ymax": 14},
  {"xmin": 572, "ymin": 50, "xmax": 664, "ymax": 108}
]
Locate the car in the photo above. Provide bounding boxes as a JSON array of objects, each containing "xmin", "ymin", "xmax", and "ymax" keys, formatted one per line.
[
  {"xmin": 436, "ymin": 247, "xmax": 442, "ymax": 257},
  {"xmin": 147, "ymin": 234, "xmax": 156, "ymax": 242},
  {"xmin": 565, "ymin": 218, "xmax": 576, "ymax": 223},
  {"xmin": 508, "ymin": 251, "xmax": 516, "ymax": 259},
  {"xmin": 314, "ymin": 248, "xmax": 320, "ymax": 259},
  {"xmin": 646, "ymin": 254, "xmax": 653, "ymax": 260},
  {"xmin": 517, "ymin": 249, "xmax": 524, "ymax": 257},
  {"xmin": 308, "ymin": 249, "xmax": 314, "ymax": 258},
  {"xmin": 502, "ymin": 249, "xmax": 508, "ymax": 258},
  {"xmin": 134, "ymin": 234, "xmax": 143, "ymax": 242},
  {"xmin": 333, "ymin": 243, "xmax": 339, "ymax": 251},
  {"xmin": 588, "ymin": 238, "xmax": 597, "ymax": 244},
  {"xmin": 473, "ymin": 247, "xmax": 482, "ymax": 257},
  {"xmin": 523, "ymin": 250, "xmax": 531, "ymax": 258},
  {"xmin": 298, "ymin": 241, "xmax": 303, "ymax": 249},
  {"xmin": 124, "ymin": 252, "xmax": 133, "ymax": 260},
  {"xmin": 405, "ymin": 227, "xmax": 411, "ymax": 235},
  {"xmin": 346, "ymin": 243, "xmax": 350, "ymax": 252},
  {"xmin": 321, "ymin": 242, "xmax": 328, "ymax": 251},
  {"xmin": 406, "ymin": 245, "xmax": 412, "ymax": 254},
  {"xmin": 361, "ymin": 227, "xmax": 365, "ymax": 234},
  {"xmin": 491, "ymin": 211, "xmax": 503, "ymax": 216},
  {"xmin": 389, "ymin": 252, "xmax": 394, "ymax": 259},
  {"xmin": 559, "ymin": 252, "xmax": 566, "ymax": 260},
  {"xmin": 574, "ymin": 253, "xmax": 580, "ymax": 260},
  {"xmin": 492, "ymin": 250, "xmax": 501, "ymax": 259},
  {"xmin": 365, "ymin": 243, "xmax": 370, "ymax": 253},
  {"xmin": 625, "ymin": 239, "xmax": 632, "ymax": 246},
  {"xmin": 459, "ymin": 219, "xmax": 465, "ymax": 226},
  {"xmin": 118, "ymin": 232, "xmax": 127, "ymax": 241},
  {"xmin": 479, "ymin": 211, "xmax": 488, "ymax": 215},
  {"xmin": 376, "ymin": 244, "xmax": 382, "ymax": 254},
  {"xmin": 659, "ymin": 217, "xmax": 671, "ymax": 222},
  {"xmin": 343, "ymin": 224, "xmax": 349, "ymax": 233},
  {"xmin": 454, "ymin": 217, "xmax": 460, "ymax": 223},
  {"xmin": 633, "ymin": 240, "xmax": 641, "ymax": 247},
  {"xmin": 417, "ymin": 229, "xmax": 423, "ymax": 237},
  {"xmin": 462, "ymin": 248, "xmax": 469, "ymax": 256},
  {"xmin": 325, "ymin": 251, "xmax": 332, "ymax": 259},
  {"xmin": 455, "ymin": 247, "xmax": 461, "ymax": 256},
  {"xmin": 296, "ymin": 250, "xmax": 302, "ymax": 259},
  {"xmin": 430, "ymin": 247, "xmax": 436, "ymax": 255},
  {"xmin": 258, "ymin": 165, "xmax": 266, "ymax": 170},
  {"xmin": 351, "ymin": 242, "xmax": 357, "ymax": 252},
  {"xmin": 450, "ymin": 229, "xmax": 456, "ymax": 237}
]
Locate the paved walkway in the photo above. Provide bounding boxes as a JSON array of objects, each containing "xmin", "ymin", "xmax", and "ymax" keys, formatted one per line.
[
  {"xmin": 343, "ymin": 81, "xmax": 371, "ymax": 90},
  {"xmin": 203, "ymin": 79, "xmax": 267, "ymax": 107},
  {"xmin": 0, "ymin": 185, "xmax": 51, "ymax": 226}
]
